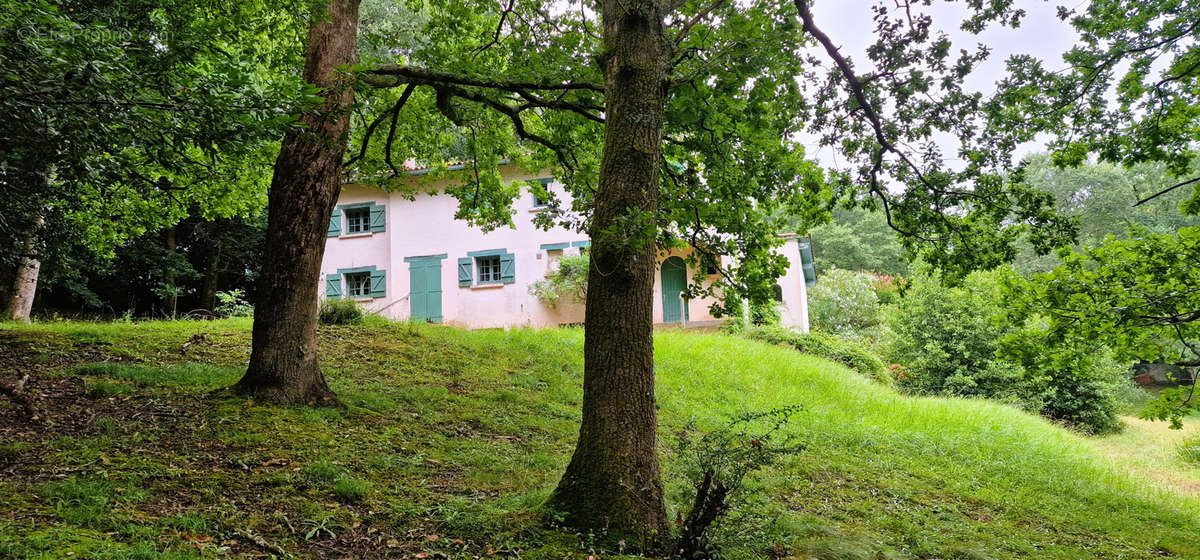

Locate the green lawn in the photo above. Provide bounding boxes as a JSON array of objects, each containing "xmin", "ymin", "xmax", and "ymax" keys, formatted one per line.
[{"xmin": 0, "ymin": 319, "xmax": 1197, "ymax": 559}]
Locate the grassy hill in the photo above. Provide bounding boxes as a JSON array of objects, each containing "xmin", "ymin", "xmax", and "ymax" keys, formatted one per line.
[{"xmin": 0, "ymin": 319, "xmax": 1198, "ymax": 559}]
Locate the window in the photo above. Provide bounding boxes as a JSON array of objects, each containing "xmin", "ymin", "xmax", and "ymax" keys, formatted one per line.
[
  {"xmin": 476, "ymin": 255, "xmax": 503, "ymax": 284},
  {"xmin": 345, "ymin": 207, "xmax": 370, "ymax": 234},
  {"xmin": 459, "ymin": 251, "xmax": 515, "ymax": 287},
  {"xmin": 531, "ymin": 178, "xmax": 553, "ymax": 208},
  {"xmin": 345, "ymin": 271, "xmax": 371, "ymax": 297}
]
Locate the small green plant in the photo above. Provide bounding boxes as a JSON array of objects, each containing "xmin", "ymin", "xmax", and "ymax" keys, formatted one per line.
[
  {"xmin": 530, "ymin": 254, "xmax": 588, "ymax": 307},
  {"xmin": 301, "ymin": 459, "xmax": 346, "ymax": 483},
  {"xmin": 214, "ymin": 289, "xmax": 254, "ymax": 317},
  {"xmin": 1178, "ymin": 434, "xmax": 1200, "ymax": 464},
  {"xmin": 319, "ymin": 299, "xmax": 365, "ymax": 325},
  {"xmin": 93, "ymin": 417, "xmax": 119, "ymax": 436},
  {"xmin": 332, "ymin": 476, "xmax": 370, "ymax": 502},
  {"xmin": 85, "ymin": 380, "xmax": 137, "ymax": 398},
  {"xmin": 670, "ymin": 407, "xmax": 805, "ymax": 560}
]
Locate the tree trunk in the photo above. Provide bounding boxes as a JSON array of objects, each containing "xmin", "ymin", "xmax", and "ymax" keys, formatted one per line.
[
  {"xmin": 547, "ymin": 0, "xmax": 671, "ymax": 549},
  {"xmin": 3, "ymin": 213, "xmax": 44, "ymax": 323},
  {"xmin": 231, "ymin": 0, "xmax": 360, "ymax": 406},
  {"xmin": 164, "ymin": 226, "xmax": 177, "ymax": 319},
  {"xmin": 199, "ymin": 230, "xmax": 222, "ymax": 313}
]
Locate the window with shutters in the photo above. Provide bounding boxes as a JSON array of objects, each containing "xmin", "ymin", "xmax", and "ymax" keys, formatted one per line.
[
  {"xmin": 476, "ymin": 255, "xmax": 502, "ymax": 284},
  {"xmin": 460, "ymin": 250, "xmax": 514, "ymax": 287},
  {"xmin": 345, "ymin": 271, "xmax": 371, "ymax": 297},
  {"xmin": 345, "ymin": 207, "xmax": 370, "ymax": 234}
]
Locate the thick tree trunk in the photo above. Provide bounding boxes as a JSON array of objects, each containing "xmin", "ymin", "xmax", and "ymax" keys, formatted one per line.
[
  {"xmin": 547, "ymin": 0, "xmax": 671, "ymax": 549},
  {"xmin": 231, "ymin": 0, "xmax": 360, "ymax": 406},
  {"xmin": 3, "ymin": 214, "xmax": 43, "ymax": 323}
]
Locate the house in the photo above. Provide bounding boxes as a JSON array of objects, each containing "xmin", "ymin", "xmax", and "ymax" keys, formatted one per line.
[{"xmin": 320, "ymin": 163, "xmax": 813, "ymax": 330}]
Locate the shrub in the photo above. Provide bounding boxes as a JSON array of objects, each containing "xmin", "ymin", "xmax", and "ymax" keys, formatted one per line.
[
  {"xmin": 215, "ymin": 289, "xmax": 254, "ymax": 317},
  {"xmin": 807, "ymin": 268, "xmax": 881, "ymax": 334},
  {"xmin": 669, "ymin": 408, "xmax": 804, "ymax": 559},
  {"xmin": 744, "ymin": 327, "xmax": 890, "ymax": 385},
  {"xmin": 319, "ymin": 299, "xmax": 364, "ymax": 326},
  {"xmin": 887, "ymin": 266, "xmax": 1130, "ymax": 434},
  {"xmin": 530, "ymin": 254, "xmax": 588, "ymax": 307}
]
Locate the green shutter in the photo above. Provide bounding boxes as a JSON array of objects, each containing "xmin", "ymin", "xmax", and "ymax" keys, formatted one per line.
[
  {"xmin": 500, "ymin": 253, "xmax": 515, "ymax": 284},
  {"xmin": 325, "ymin": 274, "xmax": 342, "ymax": 299},
  {"xmin": 370, "ymin": 203, "xmax": 386, "ymax": 233},
  {"xmin": 457, "ymin": 257, "xmax": 473, "ymax": 287},
  {"xmin": 798, "ymin": 239, "xmax": 817, "ymax": 287},
  {"xmin": 370, "ymin": 269, "xmax": 386, "ymax": 297},
  {"xmin": 327, "ymin": 211, "xmax": 341, "ymax": 237}
]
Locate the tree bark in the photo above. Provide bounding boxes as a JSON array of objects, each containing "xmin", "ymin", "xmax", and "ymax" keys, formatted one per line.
[
  {"xmin": 199, "ymin": 226, "xmax": 222, "ymax": 313},
  {"xmin": 3, "ymin": 213, "xmax": 44, "ymax": 323},
  {"xmin": 231, "ymin": 0, "xmax": 360, "ymax": 406},
  {"xmin": 164, "ymin": 226, "xmax": 177, "ymax": 319},
  {"xmin": 547, "ymin": 0, "xmax": 671, "ymax": 549}
]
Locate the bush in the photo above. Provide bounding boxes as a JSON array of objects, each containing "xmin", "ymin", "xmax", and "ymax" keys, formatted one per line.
[
  {"xmin": 215, "ymin": 289, "xmax": 254, "ymax": 317},
  {"xmin": 807, "ymin": 268, "xmax": 881, "ymax": 334},
  {"xmin": 319, "ymin": 299, "xmax": 364, "ymax": 326},
  {"xmin": 887, "ymin": 266, "xmax": 1130, "ymax": 434},
  {"xmin": 745, "ymin": 327, "xmax": 890, "ymax": 385},
  {"xmin": 530, "ymin": 254, "xmax": 588, "ymax": 307}
]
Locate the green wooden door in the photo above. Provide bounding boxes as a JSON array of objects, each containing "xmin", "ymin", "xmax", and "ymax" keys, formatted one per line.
[
  {"xmin": 661, "ymin": 256, "xmax": 688, "ymax": 323},
  {"xmin": 409, "ymin": 259, "xmax": 443, "ymax": 323}
]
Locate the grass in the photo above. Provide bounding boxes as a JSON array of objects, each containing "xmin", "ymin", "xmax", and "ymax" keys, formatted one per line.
[{"xmin": 0, "ymin": 319, "xmax": 1197, "ymax": 559}]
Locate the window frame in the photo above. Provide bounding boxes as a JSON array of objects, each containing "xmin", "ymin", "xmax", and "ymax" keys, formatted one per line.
[
  {"xmin": 344, "ymin": 206, "xmax": 371, "ymax": 234},
  {"xmin": 344, "ymin": 271, "xmax": 372, "ymax": 298},
  {"xmin": 475, "ymin": 255, "xmax": 503, "ymax": 284}
]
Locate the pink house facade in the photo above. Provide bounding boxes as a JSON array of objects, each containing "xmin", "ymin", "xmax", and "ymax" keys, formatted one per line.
[{"xmin": 319, "ymin": 165, "xmax": 811, "ymax": 330}]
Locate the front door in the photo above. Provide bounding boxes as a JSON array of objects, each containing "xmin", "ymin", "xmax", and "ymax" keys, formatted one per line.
[
  {"xmin": 408, "ymin": 258, "xmax": 443, "ymax": 323},
  {"xmin": 661, "ymin": 256, "xmax": 689, "ymax": 323}
]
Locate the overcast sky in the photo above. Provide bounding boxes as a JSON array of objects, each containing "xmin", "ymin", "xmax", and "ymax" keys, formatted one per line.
[{"xmin": 804, "ymin": 0, "xmax": 1083, "ymax": 165}]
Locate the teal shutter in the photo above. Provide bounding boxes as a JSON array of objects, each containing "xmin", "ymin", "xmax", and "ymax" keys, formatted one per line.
[
  {"xmin": 500, "ymin": 252, "xmax": 515, "ymax": 284},
  {"xmin": 457, "ymin": 257, "xmax": 473, "ymax": 287},
  {"xmin": 370, "ymin": 203, "xmax": 386, "ymax": 233},
  {"xmin": 798, "ymin": 239, "xmax": 817, "ymax": 287},
  {"xmin": 327, "ymin": 211, "xmax": 341, "ymax": 237},
  {"xmin": 370, "ymin": 269, "xmax": 386, "ymax": 297},
  {"xmin": 325, "ymin": 274, "xmax": 342, "ymax": 300}
]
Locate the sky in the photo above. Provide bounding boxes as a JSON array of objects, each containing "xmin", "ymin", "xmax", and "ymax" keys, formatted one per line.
[{"xmin": 804, "ymin": 0, "xmax": 1083, "ymax": 166}]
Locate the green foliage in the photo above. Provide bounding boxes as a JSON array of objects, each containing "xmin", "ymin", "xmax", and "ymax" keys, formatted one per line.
[
  {"xmin": 1014, "ymin": 156, "xmax": 1200, "ymax": 274},
  {"xmin": 802, "ymin": 208, "xmax": 909, "ymax": 276},
  {"xmin": 319, "ymin": 299, "xmax": 365, "ymax": 326},
  {"xmin": 670, "ymin": 408, "xmax": 804, "ymax": 560},
  {"xmin": 529, "ymin": 254, "xmax": 588, "ymax": 308},
  {"xmin": 806, "ymin": 268, "xmax": 881, "ymax": 334},
  {"xmin": 888, "ymin": 268, "xmax": 1132, "ymax": 434},
  {"xmin": 744, "ymin": 327, "xmax": 889, "ymax": 385},
  {"xmin": 1019, "ymin": 226, "xmax": 1200, "ymax": 428},
  {"xmin": 0, "ymin": 0, "xmax": 304, "ymax": 277},
  {"xmin": 1178, "ymin": 434, "xmax": 1200, "ymax": 465},
  {"xmin": 332, "ymin": 476, "xmax": 371, "ymax": 503},
  {"xmin": 215, "ymin": 290, "xmax": 254, "ymax": 318}
]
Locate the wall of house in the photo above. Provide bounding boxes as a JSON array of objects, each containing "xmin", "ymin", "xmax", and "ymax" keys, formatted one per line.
[{"xmin": 321, "ymin": 165, "xmax": 806, "ymax": 330}]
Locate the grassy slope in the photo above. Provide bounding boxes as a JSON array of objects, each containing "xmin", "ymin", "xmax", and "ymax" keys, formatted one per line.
[{"xmin": 0, "ymin": 319, "xmax": 1197, "ymax": 560}]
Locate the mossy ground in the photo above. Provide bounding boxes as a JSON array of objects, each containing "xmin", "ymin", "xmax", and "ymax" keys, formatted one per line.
[{"xmin": 0, "ymin": 319, "xmax": 1197, "ymax": 559}]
